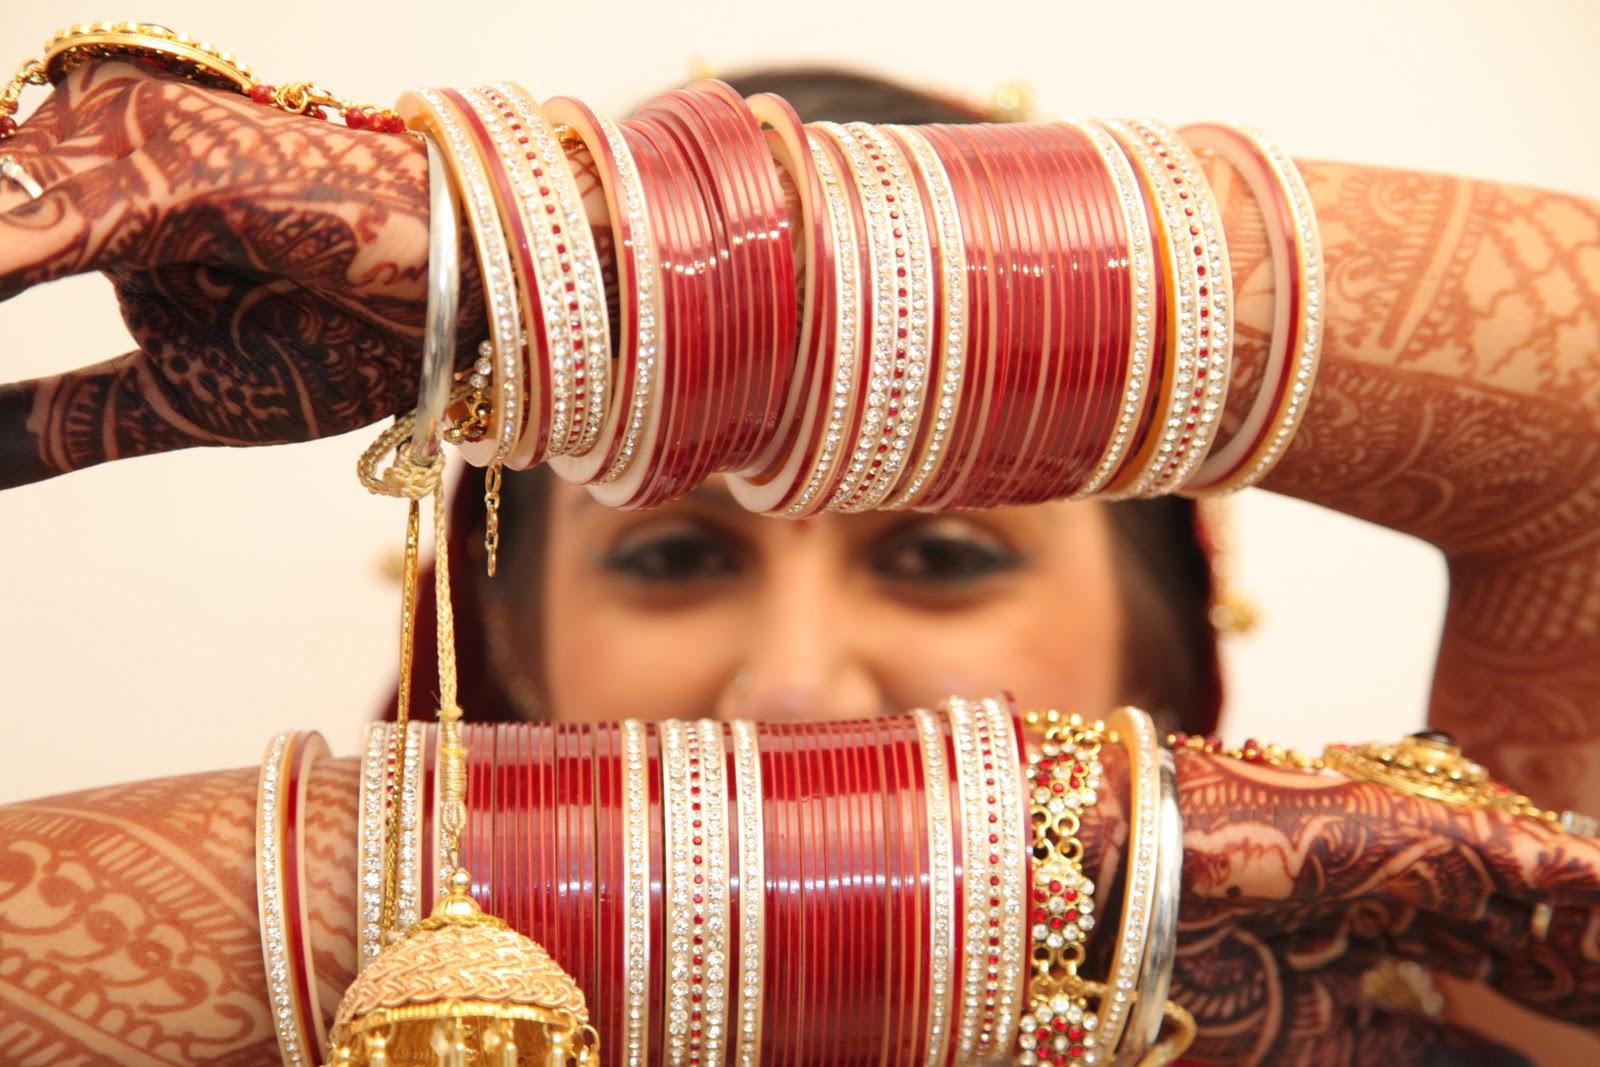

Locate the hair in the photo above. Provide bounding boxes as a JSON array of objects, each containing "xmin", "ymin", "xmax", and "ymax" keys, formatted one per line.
[{"xmin": 423, "ymin": 66, "xmax": 1224, "ymax": 736}]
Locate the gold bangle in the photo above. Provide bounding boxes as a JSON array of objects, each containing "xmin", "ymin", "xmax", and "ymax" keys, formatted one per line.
[
  {"xmin": 729, "ymin": 719, "xmax": 766, "ymax": 1067},
  {"xmin": 621, "ymin": 719, "xmax": 652, "ymax": 1067},
  {"xmin": 1017, "ymin": 711, "xmax": 1106, "ymax": 1067},
  {"xmin": 912, "ymin": 706, "xmax": 959, "ymax": 1066}
]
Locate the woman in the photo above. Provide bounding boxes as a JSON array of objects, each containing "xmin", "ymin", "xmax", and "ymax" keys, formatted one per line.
[{"xmin": 1, "ymin": 58, "xmax": 1598, "ymax": 1065}]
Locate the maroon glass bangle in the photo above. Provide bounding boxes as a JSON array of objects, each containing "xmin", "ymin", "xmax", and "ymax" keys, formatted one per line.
[
  {"xmin": 915, "ymin": 123, "xmax": 995, "ymax": 512},
  {"xmin": 687, "ymin": 81, "xmax": 793, "ymax": 471},
  {"xmin": 440, "ymin": 88, "xmax": 548, "ymax": 468},
  {"xmin": 634, "ymin": 97, "xmax": 742, "ymax": 490},
  {"xmin": 728, "ymin": 94, "xmax": 834, "ymax": 511},
  {"xmin": 698, "ymin": 79, "xmax": 799, "ymax": 468}
]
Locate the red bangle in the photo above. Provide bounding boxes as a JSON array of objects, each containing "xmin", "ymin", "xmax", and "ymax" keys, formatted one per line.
[
  {"xmin": 635, "ymin": 95, "xmax": 741, "ymax": 489},
  {"xmin": 697, "ymin": 79, "xmax": 799, "ymax": 472},
  {"xmin": 1178, "ymin": 122, "xmax": 1322, "ymax": 494},
  {"xmin": 727, "ymin": 94, "xmax": 836, "ymax": 513}
]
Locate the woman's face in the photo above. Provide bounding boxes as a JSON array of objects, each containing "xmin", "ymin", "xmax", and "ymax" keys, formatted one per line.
[{"xmin": 511, "ymin": 477, "xmax": 1125, "ymax": 722}]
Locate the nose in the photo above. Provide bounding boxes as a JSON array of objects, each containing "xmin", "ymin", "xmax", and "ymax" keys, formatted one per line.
[{"xmin": 713, "ymin": 535, "xmax": 884, "ymax": 722}]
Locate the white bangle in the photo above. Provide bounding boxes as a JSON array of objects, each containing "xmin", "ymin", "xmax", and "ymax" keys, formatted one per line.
[{"xmin": 1120, "ymin": 746, "xmax": 1184, "ymax": 1064}]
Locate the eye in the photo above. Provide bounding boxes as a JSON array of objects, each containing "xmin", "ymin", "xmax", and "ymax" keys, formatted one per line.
[
  {"xmin": 870, "ymin": 519, "xmax": 1025, "ymax": 586},
  {"xmin": 598, "ymin": 521, "xmax": 742, "ymax": 584}
]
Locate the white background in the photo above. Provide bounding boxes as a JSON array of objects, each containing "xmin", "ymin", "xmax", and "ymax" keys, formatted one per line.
[{"xmin": 3, "ymin": 0, "xmax": 1595, "ymax": 803}]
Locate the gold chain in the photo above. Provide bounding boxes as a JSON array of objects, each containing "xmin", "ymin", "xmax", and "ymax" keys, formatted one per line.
[
  {"xmin": 2, "ymin": 22, "xmax": 404, "ymax": 139},
  {"xmin": 483, "ymin": 462, "xmax": 503, "ymax": 578}
]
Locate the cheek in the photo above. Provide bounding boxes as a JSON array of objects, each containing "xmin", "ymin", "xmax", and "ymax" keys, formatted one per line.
[{"xmin": 540, "ymin": 569, "xmax": 742, "ymax": 721}]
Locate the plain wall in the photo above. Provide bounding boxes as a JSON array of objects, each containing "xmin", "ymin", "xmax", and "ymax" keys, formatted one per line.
[{"xmin": 3, "ymin": 0, "xmax": 1595, "ymax": 802}]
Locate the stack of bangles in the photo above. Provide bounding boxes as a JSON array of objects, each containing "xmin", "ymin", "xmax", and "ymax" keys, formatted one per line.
[
  {"xmin": 381, "ymin": 77, "xmax": 1325, "ymax": 521},
  {"xmin": 257, "ymin": 707, "xmax": 1587, "ymax": 1066}
]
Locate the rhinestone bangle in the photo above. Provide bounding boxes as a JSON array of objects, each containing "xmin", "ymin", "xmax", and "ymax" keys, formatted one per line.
[
  {"xmin": 1066, "ymin": 119, "xmax": 1159, "ymax": 499},
  {"xmin": 1179, "ymin": 122, "xmax": 1323, "ymax": 494},
  {"xmin": 1121, "ymin": 746, "xmax": 1183, "ymax": 1065},
  {"xmin": 397, "ymin": 88, "xmax": 525, "ymax": 468},
  {"xmin": 882, "ymin": 124, "xmax": 969, "ymax": 510},
  {"xmin": 661, "ymin": 719, "xmax": 732, "ymax": 1066},
  {"xmin": 1094, "ymin": 706, "xmax": 1161, "ymax": 1059},
  {"xmin": 729, "ymin": 719, "xmax": 766, "ymax": 1067},
  {"xmin": 355, "ymin": 722, "xmax": 388, "ymax": 972},
  {"xmin": 911, "ymin": 707, "xmax": 959, "ymax": 1066},
  {"xmin": 620, "ymin": 720, "xmax": 652, "ymax": 1067}
]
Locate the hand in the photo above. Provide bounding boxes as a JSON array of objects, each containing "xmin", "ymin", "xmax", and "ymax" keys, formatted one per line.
[
  {"xmin": 1080, "ymin": 747, "xmax": 1600, "ymax": 1065},
  {"xmin": 0, "ymin": 59, "xmax": 480, "ymax": 489}
]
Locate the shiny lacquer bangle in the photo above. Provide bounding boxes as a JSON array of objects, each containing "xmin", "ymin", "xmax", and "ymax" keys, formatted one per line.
[
  {"xmin": 398, "ymin": 88, "xmax": 524, "ymax": 468},
  {"xmin": 1095, "ymin": 706, "xmax": 1160, "ymax": 1060},
  {"xmin": 1122, "ymin": 746, "xmax": 1184, "ymax": 1065},
  {"xmin": 1179, "ymin": 122, "xmax": 1322, "ymax": 495}
]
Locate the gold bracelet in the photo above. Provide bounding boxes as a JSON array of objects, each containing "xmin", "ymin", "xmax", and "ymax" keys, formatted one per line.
[{"xmin": 1017, "ymin": 711, "xmax": 1106, "ymax": 1067}]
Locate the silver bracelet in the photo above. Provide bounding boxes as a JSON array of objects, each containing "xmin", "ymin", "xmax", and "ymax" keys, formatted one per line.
[
  {"xmin": 1119, "ymin": 746, "xmax": 1184, "ymax": 1064},
  {"xmin": 409, "ymin": 132, "xmax": 462, "ymax": 463}
]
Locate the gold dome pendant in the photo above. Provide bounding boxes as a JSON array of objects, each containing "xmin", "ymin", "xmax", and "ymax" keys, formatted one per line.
[{"xmin": 325, "ymin": 869, "xmax": 597, "ymax": 1067}]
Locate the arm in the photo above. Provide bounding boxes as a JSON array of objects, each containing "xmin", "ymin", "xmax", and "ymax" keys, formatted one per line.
[
  {"xmin": 5, "ymin": 746, "xmax": 1599, "ymax": 1066},
  {"xmin": 0, "ymin": 761, "xmax": 357, "ymax": 1065},
  {"xmin": 1201, "ymin": 156, "xmax": 1600, "ymax": 813}
]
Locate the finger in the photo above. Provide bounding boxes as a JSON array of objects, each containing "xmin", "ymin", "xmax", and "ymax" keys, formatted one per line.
[
  {"xmin": 1, "ymin": 264, "xmax": 415, "ymax": 488},
  {"xmin": 0, "ymin": 60, "xmax": 166, "ymax": 213},
  {"xmin": 0, "ymin": 153, "xmax": 161, "ymax": 300}
]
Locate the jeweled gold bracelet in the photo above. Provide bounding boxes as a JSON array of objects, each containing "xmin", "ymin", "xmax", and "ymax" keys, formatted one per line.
[{"xmin": 1017, "ymin": 711, "xmax": 1105, "ymax": 1067}]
